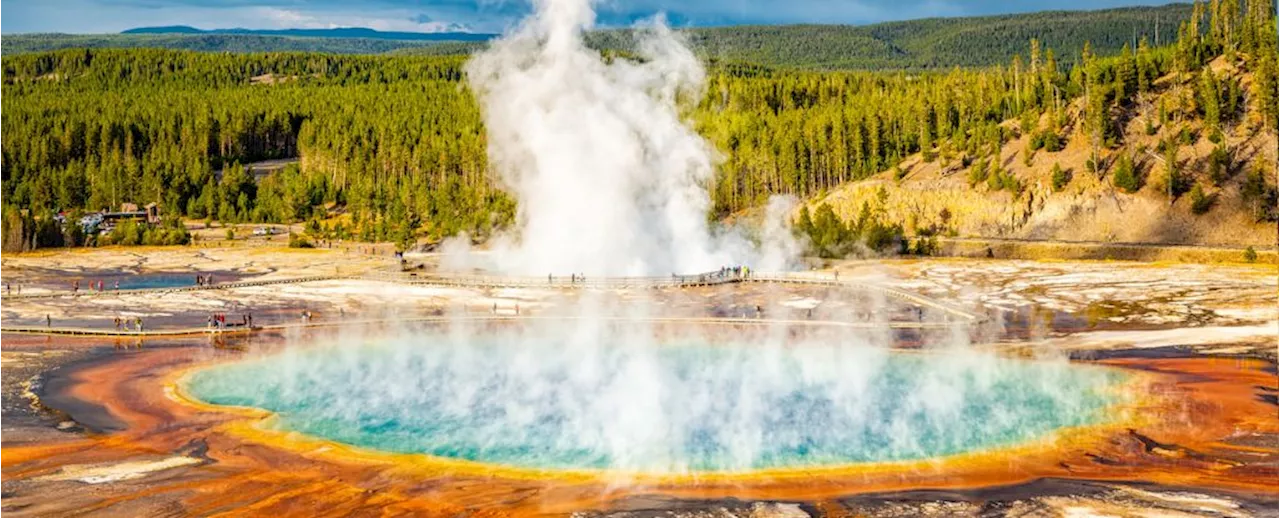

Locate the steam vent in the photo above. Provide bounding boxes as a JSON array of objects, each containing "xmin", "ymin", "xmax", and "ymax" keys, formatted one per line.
[{"xmin": 2, "ymin": 0, "xmax": 1277, "ymax": 515}]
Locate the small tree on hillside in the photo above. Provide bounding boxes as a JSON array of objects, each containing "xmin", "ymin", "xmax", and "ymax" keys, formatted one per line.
[
  {"xmin": 1189, "ymin": 184, "xmax": 1215, "ymax": 214},
  {"xmin": 1199, "ymin": 68, "xmax": 1222, "ymax": 135},
  {"xmin": 1161, "ymin": 142, "xmax": 1186, "ymax": 201},
  {"xmin": 1051, "ymin": 163, "xmax": 1071, "ymax": 192},
  {"xmin": 1113, "ymin": 153, "xmax": 1140, "ymax": 193}
]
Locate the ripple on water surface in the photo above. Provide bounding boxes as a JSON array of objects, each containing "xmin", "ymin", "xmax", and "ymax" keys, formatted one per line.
[{"xmin": 185, "ymin": 334, "xmax": 1123, "ymax": 473}]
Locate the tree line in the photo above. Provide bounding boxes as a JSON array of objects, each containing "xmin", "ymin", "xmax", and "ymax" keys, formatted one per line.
[{"xmin": 1, "ymin": 0, "xmax": 1275, "ymax": 253}]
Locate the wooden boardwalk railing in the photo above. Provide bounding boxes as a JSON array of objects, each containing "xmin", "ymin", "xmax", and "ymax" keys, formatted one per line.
[
  {"xmin": 0, "ymin": 269, "xmax": 985, "ymax": 335},
  {"xmin": 0, "ymin": 313, "xmax": 972, "ymax": 338}
]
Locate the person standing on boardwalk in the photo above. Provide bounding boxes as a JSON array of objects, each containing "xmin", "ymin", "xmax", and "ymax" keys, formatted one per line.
[{"xmin": 46, "ymin": 314, "xmax": 51, "ymax": 328}]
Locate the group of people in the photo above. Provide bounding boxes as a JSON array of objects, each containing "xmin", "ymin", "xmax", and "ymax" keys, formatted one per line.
[
  {"xmin": 208, "ymin": 313, "xmax": 252, "ymax": 330},
  {"xmin": 195, "ymin": 274, "xmax": 216, "ymax": 287},
  {"xmin": 71, "ymin": 280, "xmax": 120, "ymax": 294},
  {"xmin": 114, "ymin": 316, "xmax": 144, "ymax": 332},
  {"xmin": 4, "ymin": 282, "xmax": 21, "ymax": 295},
  {"xmin": 547, "ymin": 273, "xmax": 589, "ymax": 284}
]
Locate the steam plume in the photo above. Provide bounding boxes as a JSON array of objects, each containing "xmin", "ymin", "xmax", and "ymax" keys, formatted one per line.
[{"xmin": 465, "ymin": 0, "xmax": 777, "ymax": 275}]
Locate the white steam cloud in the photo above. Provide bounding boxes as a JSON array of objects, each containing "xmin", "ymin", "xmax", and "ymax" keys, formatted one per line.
[
  {"xmin": 185, "ymin": 0, "xmax": 1121, "ymax": 489},
  {"xmin": 463, "ymin": 0, "xmax": 787, "ymax": 275}
]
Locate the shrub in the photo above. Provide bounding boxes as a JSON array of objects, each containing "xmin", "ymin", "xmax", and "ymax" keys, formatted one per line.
[
  {"xmin": 1208, "ymin": 144, "xmax": 1231, "ymax": 185},
  {"xmin": 1189, "ymin": 184, "xmax": 1214, "ymax": 214},
  {"xmin": 1179, "ymin": 126, "xmax": 1196, "ymax": 145},
  {"xmin": 986, "ymin": 166, "xmax": 1003, "ymax": 191},
  {"xmin": 288, "ymin": 233, "xmax": 314, "ymax": 248},
  {"xmin": 912, "ymin": 236, "xmax": 939, "ymax": 256},
  {"xmin": 967, "ymin": 159, "xmax": 990, "ymax": 187},
  {"xmin": 101, "ymin": 218, "xmax": 189, "ymax": 246},
  {"xmin": 1029, "ymin": 129, "xmax": 1064, "ymax": 152},
  {"xmin": 225, "ymin": 228, "xmax": 235, "ymax": 240},
  {"xmin": 1051, "ymin": 163, "xmax": 1071, "ymax": 192},
  {"xmin": 986, "ymin": 167, "xmax": 1022, "ymax": 195},
  {"xmin": 1113, "ymin": 154, "xmax": 1140, "ymax": 192},
  {"xmin": 1244, "ymin": 246, "xmax": 1258, "ymax": 263}
]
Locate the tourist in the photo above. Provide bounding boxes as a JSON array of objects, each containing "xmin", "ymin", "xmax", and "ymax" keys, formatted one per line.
[
  {"xmin": 248, "ymin": 314, "xmax": 253, "ymax": 328},
  {"xmin": 136, "ymin": 317, "xmax": 143, "ymax": 333},
  {"xmin": 116, "ymin": 317, "xmax": 122, "ymax": 330},
  {"xmin": 5, "ymin": 282, "xmax": 9, "ymax": 295},
  {"xmin": 114, "ymin": 280, "xmax": 119, "ymax": 291},
  {"xmin": 834, "ymin": 270, "xmax": 839, "ymax": 281},
  {"xmin": 207, "ymin": 315, "xmax": 213, "ymax": 329},
  {"xmin": 46, "ymin": 314, "xmax": 51, "ymax": 328},
  {"xmin": 72, "ymin": 280, "xmax": 79, "ymax": 294}
]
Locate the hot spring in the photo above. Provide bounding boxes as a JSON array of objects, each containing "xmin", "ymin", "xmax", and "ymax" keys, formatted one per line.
[{"xmin": 183, "ymin": 325, "xmax": 1125, "ymax": 475}]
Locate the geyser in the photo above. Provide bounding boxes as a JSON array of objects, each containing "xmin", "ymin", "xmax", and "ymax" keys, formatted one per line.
[
  {"xmin": 181, "ymin": 0, "xmax": 1124, "ymax": 487},
  {"xmin": 185, "ymin": 327, "xmax": 1124, "ymax": 475},
  {"xmin": 464, "ymin": 0, "xmax": 777, "ymax": 276}
]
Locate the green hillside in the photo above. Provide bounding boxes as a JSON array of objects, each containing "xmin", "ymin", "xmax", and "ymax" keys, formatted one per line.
[
  {"xmin": 416, "ymin": 4, "xmax": 1197, "ymax": 69},
  {"xmin": 686, "ymin": 4, "xmax": 1193, "ymax": 69},
  {"xmin": 5, "ymin": 4, "xmax": 1195, "ymax": 70},
  {"xmin": 2, "ymin": 2, "xmax": 1274, "ymax": 253}
]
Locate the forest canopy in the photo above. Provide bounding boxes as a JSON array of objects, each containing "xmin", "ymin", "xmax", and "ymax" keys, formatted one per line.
[{"xmin": 1, "ymin": 0, "xmax": 1276, "ymax": 252}]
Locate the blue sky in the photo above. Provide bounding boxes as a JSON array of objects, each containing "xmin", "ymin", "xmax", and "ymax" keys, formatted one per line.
[{"xmin": 3, "ymin": 0, "xmax": 1180, "ymax": 34}]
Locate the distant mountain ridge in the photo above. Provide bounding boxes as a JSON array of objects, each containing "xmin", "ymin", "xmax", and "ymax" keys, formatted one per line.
[
  {"xmin": 121, "ymin": 25, "xmax": 495, "ymax": 42},
  {"xmin": 401, "ymin": 4, "xmax": 1195, "ymax": 69},
  {"xmin": 5, "ymin": 3, "xmax": 1195, "ymax": 70}
]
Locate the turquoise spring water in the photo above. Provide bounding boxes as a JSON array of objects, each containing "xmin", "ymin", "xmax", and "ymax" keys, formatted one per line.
[{"xmin": 185, "ymin": 335, "xmax": 1122, "ymax": 473}]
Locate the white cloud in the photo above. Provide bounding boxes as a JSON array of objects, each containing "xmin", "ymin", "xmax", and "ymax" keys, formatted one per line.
[{"xmin": 247, "ymin": 6, "xmax": 473, "ymax": 32}]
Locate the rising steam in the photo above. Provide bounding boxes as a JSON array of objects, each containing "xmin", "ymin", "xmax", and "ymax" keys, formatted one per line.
[
  {"xmin": 463, "ymin": 0, "xmax": 782, "ymax": 276},
  {"xmin": 184, "ymin": 0, "xmax": 1129, "ymax": 488}
]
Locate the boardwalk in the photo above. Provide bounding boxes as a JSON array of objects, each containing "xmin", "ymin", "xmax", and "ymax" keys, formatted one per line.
[
  {"xmin": 0, "ymin": 313, "xmax": 976, "ymax": 338},
  {"xmin": 0, "ymin": 269, "xmax": 984, "ymax": 337}
]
